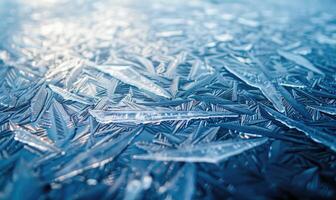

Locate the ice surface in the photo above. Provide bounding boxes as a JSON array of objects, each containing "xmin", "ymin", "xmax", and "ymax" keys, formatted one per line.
[{"xmin": 0, "ymin": 0, "xmax": 336, "ymax": 199}]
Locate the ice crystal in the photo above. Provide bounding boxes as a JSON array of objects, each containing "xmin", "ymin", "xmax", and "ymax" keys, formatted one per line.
[{"xmin": 0, "ymin": 0, "xmax": 336, "ymax": 199}]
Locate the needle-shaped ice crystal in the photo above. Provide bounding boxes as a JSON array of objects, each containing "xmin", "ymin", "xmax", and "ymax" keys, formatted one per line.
[
  {"xmin": 89, "ymin": 109, "xmax": 238, "ymax": 124},
  {"xmin": 48, "ymin": 84, "xmax": 92, "ymax": 105},
  {"xmin": 94, "ymin": 65, "xmax": 171, "ymax": 98},
  {"xmin": 54, "ymin": 127, "xmax": 142, "ymax": 181},
  {"xmin": 14, "ymin": 129, "xmax": 61, "ymax": 153},
  {"xmin": 30, "ymin": 83, "xmax": 50, "ymax": 122},
  {"xmin": 46, "ymin": 100, "xmax": 75, "ymax": 146},
  {"xmin": 133, "ymin": 138, "xmax": 268, "ymax": 163},
  {"xmin": 221, "ymin": 58, "xmax": 285, "ymax": 112},
  {"xmin": 262, "ymin": 105, "xmax": 336, "ymax": 151},
  {"xmin": 308, "ymin": 105, "xmax": 336, "ymax": 115},
  {"xmin": 277, "ymin": 50, "xmax": 325, "ymax": 76}
]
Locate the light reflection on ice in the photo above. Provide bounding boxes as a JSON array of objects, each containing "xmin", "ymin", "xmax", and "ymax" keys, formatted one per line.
[{"xmin": 0, "ymin": 0, "xmax": 336, "ymax": 199}]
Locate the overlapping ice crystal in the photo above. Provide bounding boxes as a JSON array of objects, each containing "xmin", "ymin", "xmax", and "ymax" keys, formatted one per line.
[{"xmin": 0, "ymin": 0, "xmax": 336, "ymax": 199}]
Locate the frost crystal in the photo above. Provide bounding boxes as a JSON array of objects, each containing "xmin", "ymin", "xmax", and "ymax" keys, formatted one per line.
[{"xmin": 0, "ymin": 0, "xmax": 336, "ymax": 199}]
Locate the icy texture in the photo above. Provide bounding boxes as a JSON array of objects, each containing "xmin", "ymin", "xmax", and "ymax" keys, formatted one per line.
[
  {"xmin": 133, "ymin": 138, "xmax": 268, "ymax": 163},
  {"xmin": 0, "ymin": 0, "xmax": 336, "ymax": 199}
]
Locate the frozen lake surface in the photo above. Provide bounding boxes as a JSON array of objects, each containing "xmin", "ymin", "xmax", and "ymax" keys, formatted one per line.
[{"xmin": 0, "ymin": 0, "xmax": 336, "ymax": 199}]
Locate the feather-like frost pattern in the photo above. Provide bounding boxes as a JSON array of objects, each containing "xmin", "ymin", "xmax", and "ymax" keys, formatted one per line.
[{"xmin": 1, "ymin": 0, "xmax": 336, "ymax": 199}]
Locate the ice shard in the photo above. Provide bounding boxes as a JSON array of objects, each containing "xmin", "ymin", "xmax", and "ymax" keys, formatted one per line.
[
  {"xmin": 134, "ymin": 138, "xmax": 268, "ymax": 163},
  {"xmin": 94, "ymin": 65, "xmax": 171, "ymax": 99},
  {"xmin": 262, "ymin": 105, "xmax": 336, "ymax": 151},
  {"xmin": 221, "ymin": 58, "xmax": 285, "ymax": 112},
  {"xmin": 89, "ymin": 109, "xmax": 238, "ymax": 124},
  {"xmin": 1, "ymin": 0, "xmax": 336, "ymax": 199},
  {"xmin": 277, "ymin": 50, "xmax": 325, "ymax": 76},
  {"xmin": 14, "ymin": 129, "xmax": 61, "ymax": 153}
]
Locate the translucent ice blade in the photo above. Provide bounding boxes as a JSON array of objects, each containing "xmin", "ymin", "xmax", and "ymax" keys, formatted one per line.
[
  {"xmin": 132, "ymin": 55, "xmax": 156, "ymax": 74},
  {"xmin": 191, "ymin": 126, "xmax": 220, "ymax": 145},
  {"xmin": 170, "ymin": 76, "xmax": 180, "ymax": 97},
  {"xmin": 89, "ymin": 110, "xmax": 238, "ymax": 124},
  {"xmin": 46, "ymin": 58, "xmax": 83, "ymax": 79},
  {"xmin": 54, "ymin": 127, "xmax": 142, "ymax": 181},
  {"xmin": 14, "ymin": 129, "xmax": 61, "ymax": 153},
  {"xmin": 30, "ymin": 83, "xmax": 50, "ymax": 122},
  {"xmin": 133, "ymin": 138, "xmax": 268, "ymax": 163},
  {"xmin": 183, "ymin": 72, "xmax": 216, "ymax": 91},
  {"xmin": 222, "ymin": 59, "xmax": 285, "ymax": 112},
  {"xmin": 308, "ymin": 105, "xmax": 336, "ymax": 115},
  {"xmin": 277, "ymin": 50, "xmax": 325, "ymax": 76},
  {"xmin": 94, "ymin": 65, "xmax": 171, "ymax": 98},
  {"xmin": 262, "ymin": 105, "xmax": 336, "ymax": 151},
  {"xmin": 65, "ymin": 64, "xmax": 84, "ymax": 89},
  {"xmin": 48, "ymin": 84, "xmax": 92, "ymax": 105},
  {"xmin": 215, "ymin": 122, "xmax": 306, "ymax": 143},
  {"xmin": 165, "ymin": 51, "xmax": 187, "ymax": 78},
  {"xmin": 188, "ymin": 60, "xmax": 203, "ymax": 80},
  {"xmin": 46, "ymin": 100, "xmax": 75, "ymax": 146},
  {"xmin": 277, "ymin": 85, "xmax": 310, "ymax": 118},
  {"xmin": 190, "ymin": 94, "xmax": 254, "ymax": 115}
]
